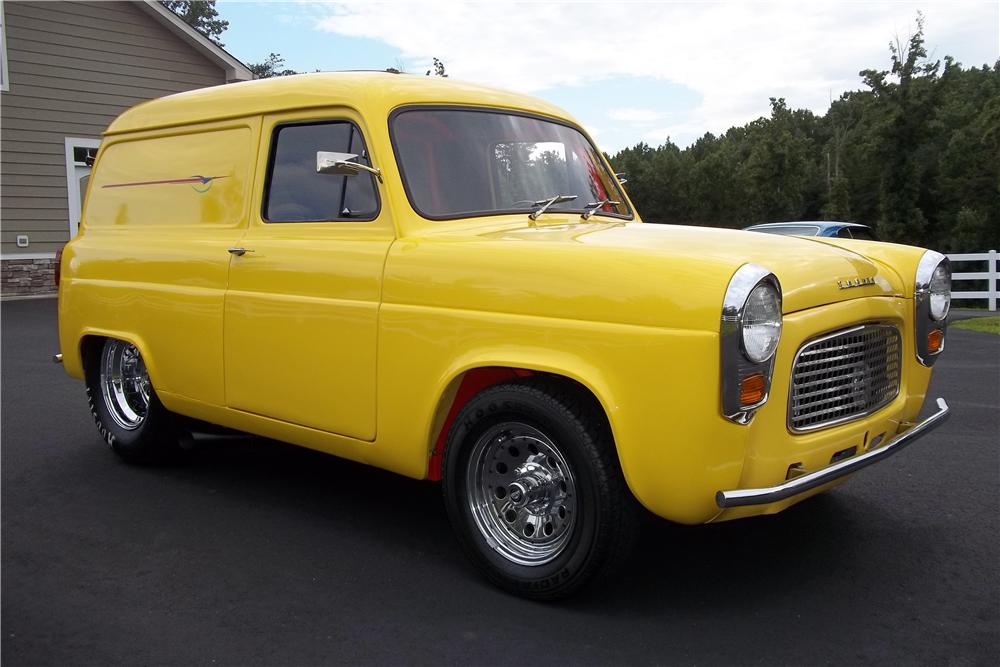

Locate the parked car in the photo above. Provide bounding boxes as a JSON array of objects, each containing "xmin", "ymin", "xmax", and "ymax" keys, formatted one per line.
[
  {"xmin": 744, "ymin": 221, "xmax": 879, "ymax": 240},
  {"xmin": 56, "ymin": 72, "xmax": 950, "ymax": 599}
]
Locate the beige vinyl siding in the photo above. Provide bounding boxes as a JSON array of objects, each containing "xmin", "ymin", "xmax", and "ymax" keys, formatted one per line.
[{"xmin": 0, "ymin": 1, "xmax": 228, "ymax": 257}]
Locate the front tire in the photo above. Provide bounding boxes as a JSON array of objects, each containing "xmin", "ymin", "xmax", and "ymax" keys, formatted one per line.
[
  {"xmin": 442, "ymin": 379, "xmax": 637, "ymax": 600},
  {"xmin": 84, "ymin": 338, "xmax": 185, "ymax": 464}
]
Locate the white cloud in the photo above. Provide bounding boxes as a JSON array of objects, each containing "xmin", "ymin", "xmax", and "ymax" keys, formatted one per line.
[
  {"xmin": 314, "ymin": 1, "xmax": 999, "ymax": 144},
  {"xmin": 642, "ymin": 127, "xmax": 676, "ymax": 145},
  {"xmin": 607, "ymin": 108, "xmax": 668, "ymax": 124}
]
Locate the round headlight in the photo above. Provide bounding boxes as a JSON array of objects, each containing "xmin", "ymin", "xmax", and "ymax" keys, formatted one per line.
[
  {"xmin": 742, "ymin": 283, "xmax": 782, "ymax": 363},
  {"xmin": 929, "ymin": 261, "xmax": 951, "ymax": 321}
]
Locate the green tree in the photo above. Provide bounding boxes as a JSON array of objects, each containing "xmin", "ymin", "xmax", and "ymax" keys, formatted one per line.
[
  {"xmin": 947, "ymin": 207, "xmax": 991, "ymax": 252},
  {"xmin": 160, "ymin": 1, "xmax": 228, "ymax": 45},
  {"xmin": 860, "ymin": 13, "xmax": 940, "ymax": 242},
  {"xmin": 738, "ymin": 98, "xmax": 819, "ymax": 223},
  {"xmin": 606, "ymin": 13, "xmax": 999, "ymax": 250},
  {"xmin": 426, "ymin": 57, "xmax": 448, "ymax": 77},
  {"xmin": 247, "ymin": 53, "xmax": 298, "ymax": 79},
  {"xmin": 933, "ymin": 61, "xmax": 1000, "ymax": 250},
  {"xmin": 824, "ymin": 88, "xmax": 884, "ymax": 229},
  {"xmin": 822, "ymin": 176, "xmax": 852, "ymax": 220},
  {"xmin": 820, "ymin": 103, "xmax": 854, "ymax": 220}
]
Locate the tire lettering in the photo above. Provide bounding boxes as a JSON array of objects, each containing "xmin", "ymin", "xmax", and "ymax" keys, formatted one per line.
[{"xmin": 520, "ymin": 569, "xmax": 571, "ymax": 590}]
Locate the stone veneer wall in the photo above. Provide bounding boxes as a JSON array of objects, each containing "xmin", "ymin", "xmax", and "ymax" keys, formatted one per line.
[{"xmin": 1, "ymin": 259, "xmax": 57, "ymax": 297}]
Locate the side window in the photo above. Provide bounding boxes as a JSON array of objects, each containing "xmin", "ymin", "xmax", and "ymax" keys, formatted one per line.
[
  {"xmin": 837, "ymin": 228, "xmax": 854, "ymax": 239},
  {"xmin": 264, "ymin": 121, "xmax": 378, "ymax": 222}
]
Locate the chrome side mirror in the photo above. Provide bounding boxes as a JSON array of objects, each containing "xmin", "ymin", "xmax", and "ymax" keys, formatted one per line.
[
  {"xmin": 615, "ymin": 172, "xmax": 628, "ymax": 185},
  {"xmin": 316, "ymin": 151, "xmax": 383, "ymax": 183}
]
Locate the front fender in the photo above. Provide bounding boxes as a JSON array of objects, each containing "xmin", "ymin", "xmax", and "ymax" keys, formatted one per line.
[{"xmin": 371, "ymin": 303, "xmax": 747, "ymax": 524}]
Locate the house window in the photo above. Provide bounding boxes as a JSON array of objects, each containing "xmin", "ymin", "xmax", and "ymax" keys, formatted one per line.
[{"xmin": 73, "ymin": 146, "xmax": 99, "ymax": 166}]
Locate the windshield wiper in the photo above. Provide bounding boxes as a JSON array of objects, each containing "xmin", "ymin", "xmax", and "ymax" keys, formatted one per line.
[
  {"xmin": 516, "ymin": 194, "xmax": 578, "ymax": 221},
  {"xmin": 581, "ymin": 199, "xmax": 621, "ymax": 220}
]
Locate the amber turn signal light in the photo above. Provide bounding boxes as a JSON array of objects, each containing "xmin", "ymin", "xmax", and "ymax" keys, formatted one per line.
[
  {"xmin": 740, "ymin": 373, "xmax": 766, "ymax": 406},
  {"xmin": 927, "ymin": 328, "xmax": 944, "ymax": 354}
]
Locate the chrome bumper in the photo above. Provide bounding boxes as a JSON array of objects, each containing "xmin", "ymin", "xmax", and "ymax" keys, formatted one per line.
[{"xmin": 716, "ymin": 398, "xmax": 950, "ymax": 509}]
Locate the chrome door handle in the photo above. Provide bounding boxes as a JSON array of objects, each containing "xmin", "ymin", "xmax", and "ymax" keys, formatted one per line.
[{"xmin": 227, "ymin": 247, "xmax": 253, "ymax": 256}]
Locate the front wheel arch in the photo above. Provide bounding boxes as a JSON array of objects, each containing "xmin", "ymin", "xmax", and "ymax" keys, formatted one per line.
[
  {"xmin": 440, "ymin": 377, "xmax": 639, "ymax": 599},
  {"xmin": 426, "ymin": 367, "xmax": 614, "ymax": 481}
]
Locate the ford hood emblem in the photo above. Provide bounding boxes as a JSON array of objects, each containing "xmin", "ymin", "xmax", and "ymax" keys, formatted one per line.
[{"xmin": 837, "ymin": 276, "xmax": 877, "ymax": 289}]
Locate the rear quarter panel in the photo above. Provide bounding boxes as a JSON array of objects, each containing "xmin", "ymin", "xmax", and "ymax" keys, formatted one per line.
[{"xmin": 58, "ymin": 118, "xmax": 260, "ymax": 407}]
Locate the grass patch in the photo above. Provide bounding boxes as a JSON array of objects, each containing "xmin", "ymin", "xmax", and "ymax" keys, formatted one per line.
[{"xmin": 951, "ymin": 316, "xmax": 1000, "ymax": 334}]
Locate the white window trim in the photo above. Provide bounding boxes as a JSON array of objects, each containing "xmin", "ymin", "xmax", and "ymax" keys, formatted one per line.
[
  {"xmin": 1, "ymin": 252, "xmax": 57, "ymax": 261},
  {"xmin": 1, "ymin": 0, "xmax": 10, "ymax": 92},
  {"xmin": 64, "ymin": 137, "xmax": 101, "ymax": 238}
]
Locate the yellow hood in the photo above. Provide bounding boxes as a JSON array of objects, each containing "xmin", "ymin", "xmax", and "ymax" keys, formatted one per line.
[
  {"xmin": 386, "ymin": 218, "xmax": 906, "ymax": 334},
  {"xmin": 482, "ymin": 220, "xmax": 900, "ymax": 314}
]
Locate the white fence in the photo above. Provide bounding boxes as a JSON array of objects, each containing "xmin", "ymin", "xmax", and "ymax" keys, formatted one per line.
[{"xmin": 948, "ymin": 250, "xmax": 997, "ymax": 311}]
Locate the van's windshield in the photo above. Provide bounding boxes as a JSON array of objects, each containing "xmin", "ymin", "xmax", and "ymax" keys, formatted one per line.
[{"xmin": 390, "ymin": 108, "xmax": 631, "ymax": 221}]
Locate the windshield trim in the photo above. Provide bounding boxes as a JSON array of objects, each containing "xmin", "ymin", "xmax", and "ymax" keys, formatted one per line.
[{"xmin": 388, "ymin": 104, "xmax": 634, "ymax": 222}]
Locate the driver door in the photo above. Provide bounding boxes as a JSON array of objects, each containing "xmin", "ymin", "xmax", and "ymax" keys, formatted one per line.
[{"xmin": 223, "ymin": 110, "xmax": 393, "ymax": 441}]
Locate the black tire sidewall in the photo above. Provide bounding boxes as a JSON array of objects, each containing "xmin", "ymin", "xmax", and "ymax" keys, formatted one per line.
[
  {"xmin": 84, "ymin": 340, "xmax": 179, "ymax": 462},
  {"xmin": 443, "ymin": 384, "xmax": 607, "ymax": 597}
]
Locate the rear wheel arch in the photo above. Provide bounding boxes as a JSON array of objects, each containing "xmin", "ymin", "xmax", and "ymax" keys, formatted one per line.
[
  {"xmin": 79, "ymin": 334, "xmax": 105, "ymax": 371},
  {"xmin": 82, "ymin": 335, "xmax": 186, "ymax": 464},
  {"xmin": 79, "ymin": 332, "xmax": 160, "ymax": 389}
]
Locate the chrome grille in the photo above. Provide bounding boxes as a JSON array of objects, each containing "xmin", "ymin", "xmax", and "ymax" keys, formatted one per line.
[{"xmin": 789, "ymin": 324, "xmax": 901, "ymax": 432}]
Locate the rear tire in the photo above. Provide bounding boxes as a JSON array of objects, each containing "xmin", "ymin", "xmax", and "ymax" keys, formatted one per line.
[
  {"xmin": 84, "ymin": 338, "xmax": 186, "ymax": 464},
  {"xmin": 442, "ymin": 378, "xmax": 637, "ymax": 600}
]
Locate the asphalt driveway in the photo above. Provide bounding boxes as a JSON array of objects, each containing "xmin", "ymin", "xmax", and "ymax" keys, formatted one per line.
[{"xmin": 2, "ymin": 298, "xmax": 997, "ymax": 665}]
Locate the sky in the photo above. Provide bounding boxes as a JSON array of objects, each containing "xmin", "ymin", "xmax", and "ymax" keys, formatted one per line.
[{"xmin": 218, "ymin": 1, "xmax": 1000, "ymax": 152}]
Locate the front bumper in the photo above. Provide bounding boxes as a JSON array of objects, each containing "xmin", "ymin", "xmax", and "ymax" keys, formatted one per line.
[{"xmin": 716, "ymin": 397, "xmax": 949, "ymax": 508}]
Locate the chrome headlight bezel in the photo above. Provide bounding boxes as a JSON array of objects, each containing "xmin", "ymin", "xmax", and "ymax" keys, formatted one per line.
[
  {"xmin": 720, "ymin": 264, "xmax": 783, "ymax": 424},
  {"xmin": 914, "ymin": 250, "xmax": 950, "ymax": 367}
]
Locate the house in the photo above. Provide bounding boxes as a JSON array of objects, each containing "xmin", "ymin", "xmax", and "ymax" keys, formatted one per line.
[{"xmin": 1, "ymin": 0, "xmax": 252, "ymax": 296}]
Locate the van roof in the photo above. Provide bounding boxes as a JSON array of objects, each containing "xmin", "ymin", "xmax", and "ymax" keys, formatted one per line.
[{"xmin": 105, "ymin": 71, "xmax": 574, "ymax": 136}]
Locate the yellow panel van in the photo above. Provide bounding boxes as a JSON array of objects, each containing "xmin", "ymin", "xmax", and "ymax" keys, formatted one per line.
[{"xmin": 57, "ymin": 72, "xmax": 951, "ymax": 599}]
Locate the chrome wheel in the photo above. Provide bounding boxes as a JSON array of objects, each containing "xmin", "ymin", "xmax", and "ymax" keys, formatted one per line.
[
  {"xmin": 467, "ymin": 422, "xmax": 577, "ymax": 566},
  {"xmin": 100, "ymin": 340, "xmax": 151, "ymax": 431}
]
